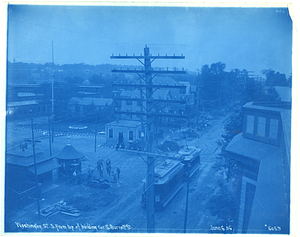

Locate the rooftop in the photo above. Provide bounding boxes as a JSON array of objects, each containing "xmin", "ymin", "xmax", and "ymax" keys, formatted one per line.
[
  {"xmin": 106, "ymin": 120, "xmax": 141, "ymax": 128},
  {"xmin": 6, "ymin": 149, "xmax": 51, "ymax": 167},
  {"xmin": 7, "ymin": 100, "xmax": 38, "ymax": 107},
  {"xmin": 69, "ymin": 97, "xmax": 113, "ymax": 106},
  {"xmin": 54, "ymin": 144, "xmax": 85, "ymax": 160}
]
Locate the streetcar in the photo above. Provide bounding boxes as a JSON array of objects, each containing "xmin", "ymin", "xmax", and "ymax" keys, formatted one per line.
[
  {"xmin": 177, "ymin": 146, "xmax": 201, "ymax": 178},
  {"xmin": 141, "ymin": 146, "xmax": 201, "ymax": 210},
  {"xmin": 142, "ymin": 159, "xmax": 185, "ymax": 210}
]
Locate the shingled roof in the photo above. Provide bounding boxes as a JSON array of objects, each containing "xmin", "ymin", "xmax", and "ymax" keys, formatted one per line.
[{"xmin": 54, "ymin": 144, "xmax": 85, "ymax": 160}]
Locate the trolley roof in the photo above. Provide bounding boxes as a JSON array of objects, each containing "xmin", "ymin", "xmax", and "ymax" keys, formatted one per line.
[
  {"xmin": 154, "ymin": 159, "xmax": 184, "ymax": 184},
  {"xmin": 178, "ymin": 146, "xmax": 200, "ymax": 162}
]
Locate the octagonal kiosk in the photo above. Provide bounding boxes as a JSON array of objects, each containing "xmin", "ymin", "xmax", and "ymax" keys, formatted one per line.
[{"xmin": 54, "ymin": 142, "xmax": 85, "ymax": 177}]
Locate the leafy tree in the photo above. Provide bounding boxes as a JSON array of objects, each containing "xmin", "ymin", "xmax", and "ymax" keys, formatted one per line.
[
  {"xmin": 262, "ymin": 69, "xmax": 288, "ymax": 86},
  {"xmin": 64, "ymin": 76, "xmax": 84, "ymax": 85},
  {"xmin": 208, "ymin": 179, "xmax": 237, "ymax": 230},
  {"xmin": 89, "ymin": 74, "xmax": 105, "ymax": 85},
  {"xmin": 200, "ymin": 62, "xmax": 227, "ymax": 108}
]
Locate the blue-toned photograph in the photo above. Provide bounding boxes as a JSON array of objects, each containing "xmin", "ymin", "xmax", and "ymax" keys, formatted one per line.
[{"xmin": 4, "ymin": 3, "xmax": 292, "ymax": 234}]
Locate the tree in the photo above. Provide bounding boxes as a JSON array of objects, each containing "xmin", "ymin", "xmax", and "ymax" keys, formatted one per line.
[
  {"xmin": 200, "ymin": 62, "xmax": 227, "ymax": 108},
  {"xmin": 64, "ymin": 76, "xmax": 84, "ymax": 85},
  {"xmin": 262, "ymin": 69, "xmax": 288, "ymax": 86},
  {"xmin": 89, "ymin": 74, "xmax": 104, "ymax": 85}
]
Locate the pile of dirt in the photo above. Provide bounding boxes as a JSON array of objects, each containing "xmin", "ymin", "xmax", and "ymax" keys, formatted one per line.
[
  {"xmin": 157, "ymin": 140, "xmax": 180, "ymax": 152},
  {"xmin": 182, "ymin": 130, "xmax": 199, "ymax": 140},
  {"xmin": 67, "ymin": 190, "xmax": 118, "ymax": 211}
]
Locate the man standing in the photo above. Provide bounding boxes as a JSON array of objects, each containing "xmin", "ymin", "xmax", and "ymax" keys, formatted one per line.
[{"xmin": 116, "ymin": 167, "xmax": 120, "ymax": 180}]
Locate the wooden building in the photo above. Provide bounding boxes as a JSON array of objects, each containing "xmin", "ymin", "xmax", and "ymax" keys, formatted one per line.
[
  {"xmin": 5, "ymin": 148, "xmax": 60, "ymax": 208},
  {"xmin": 105, "ymin": 120, "xmax": 142, "ymax": 147},
  {"xmin": 225, "ymin": 99, "xmax": 291, "ymax": 234},
  {"xmin": 54, "ymin": 143, "xmax": 85, "ymax": 176}
]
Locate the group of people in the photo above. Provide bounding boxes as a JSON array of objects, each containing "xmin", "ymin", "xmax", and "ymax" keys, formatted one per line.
[{"xmin": 96, "ymin": 158, "xmax": 120, "ymax": 182}]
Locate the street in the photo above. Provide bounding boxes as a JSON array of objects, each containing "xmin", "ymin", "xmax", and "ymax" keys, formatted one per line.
[{"xmin": 5, "ymin": 114, "xmax": 233, "ymax": 233}]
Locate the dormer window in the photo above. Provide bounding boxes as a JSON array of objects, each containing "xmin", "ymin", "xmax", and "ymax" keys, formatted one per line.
[
  {"xmin": 269, "ymin": 119, "xmax": 279, "ymax": 139},
  {"xmin": 244, "ymin": 112, "xmax": 280, "ymax": 145},
  {"xmin": 246, "ymin": 115, "xmax": 254, "ymax": 134},
  {"xmin": 257, "ymin": 117, "xmax": 266, "ymax": 137}
]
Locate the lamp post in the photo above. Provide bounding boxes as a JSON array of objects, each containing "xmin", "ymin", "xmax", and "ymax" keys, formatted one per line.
[{"xmin": 183, "ymin": 162, "xmax": 191, "ymax": 233}]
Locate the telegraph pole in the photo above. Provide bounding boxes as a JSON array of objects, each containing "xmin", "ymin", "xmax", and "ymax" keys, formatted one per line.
[
  {"xmin": 25, "ymin": 110, "xmax": 41, "ymax": 215},
  {"xmin": 111, "ymin": 45, "xmax": 186, "ymax": 232},
  {"xmin": 183, "ymin": 162, "xmax": 191, "ymax": 233},
  {"xmin": 51, "ymin": 41, "xmax": 55, "ymax": 143},
  {"xmin": 144, "ymin": 46, "xmax": 155, "ymax": 232}
]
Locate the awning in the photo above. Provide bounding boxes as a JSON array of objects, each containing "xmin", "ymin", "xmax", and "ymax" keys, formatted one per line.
[{"xmin": 28, "ymin": 159, "xmax": 61, "ymax": 175}]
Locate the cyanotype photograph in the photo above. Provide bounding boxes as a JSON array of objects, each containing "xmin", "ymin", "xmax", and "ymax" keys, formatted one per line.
[{"xmin": 3, "ymin": 2, "xmax": 293, "ymax": 235}]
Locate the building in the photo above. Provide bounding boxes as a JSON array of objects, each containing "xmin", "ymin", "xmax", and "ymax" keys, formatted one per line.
[
  {"xmin": 6, "ymin": 84, "xmax": 51, "ymax": 119},
  {"xmin": 68, "ymin": 97, "xmax": 114, "ymax": 119},
  {"xmin": 118, "ymin": 88, "xmax": 173, "ymax": 120},
  {"xmin": 53, "ymin": 143, "xmax": 86, "ymax": 177},
  {"xmin": 5, "ymin": 147, "xmax": 60, "ymax": 208},
  {"xmin": 105, "ymin": 120, "xmax": 142, "ymax": 147},
  {"xmin": 225, "ymin": 98, "xmax": 291, "ymax": 234},
  {"xmin": 77, "ymin": 85, "xmax": 115, "ymax": 98},
  {"xmin": 115, "ymin": 77, "xmax": 195, "ymax": 122}
]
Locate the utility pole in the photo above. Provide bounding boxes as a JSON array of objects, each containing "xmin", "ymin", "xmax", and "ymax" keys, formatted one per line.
[
  {"xmin": 94, "ymin": 122, "xmax": 97, "ymax": 153},
  {"xmin": 111, "ymin": 45, "xmax": 186, "ymax": 232},
  {"xmin": 25, "ymin": 110, "xmax": 41, "ymax": 215},
  {"xmin": 51, "ymin": 40, "xmax": 55, "ymax": 143},
  {"xmin": 48, "ymin": 116, "xmax": 52, "ymax": 156},
  {"xmin": 183, "ymin": 162, "xmax": 191, "ymax": 233}
]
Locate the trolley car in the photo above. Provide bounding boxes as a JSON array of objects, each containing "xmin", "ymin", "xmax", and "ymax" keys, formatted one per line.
[
  {"xmin": 141, "ymin": 146, "xmax": 201, "ymax": 210},
  {"xmin": 142, "ymin": 159, "xmax": 185, "ymax": 210},
  {"xmin": 178, "ymin": 146, "xmax": 201, "ymax": 178}
]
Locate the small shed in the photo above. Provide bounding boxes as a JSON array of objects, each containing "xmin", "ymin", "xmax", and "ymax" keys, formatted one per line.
[
  {"xmin": 105, "ymin": 120, "xmax": 142, "ymax": 147},
  {"xmin": 6, "ymin": 148, "xmax": 60, "ymax": 187},
  {"xmin": 54, "ymin": 143, "xmax": 85, "ymax": 176},
  {"xmin": 6, "ymin": 147, "xmax": 60, "ymax": 208}
]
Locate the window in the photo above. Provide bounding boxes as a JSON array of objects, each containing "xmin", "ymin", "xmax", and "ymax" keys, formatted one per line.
[
  {"xmin": 246, "ymin": 115, "xmax": 254, "ymax": 134},
  {"xmin": 180, "ymin": 88, "xmax": 186, "ymax": 94},
  {"xmin": 126, "ymin": 100, "xmax": 132, "ymax": 105},
  {"xmin": 109, "ymin": 129, "xmax": 113, "ymax": 138},
  {"xmin": 129, "ymin": 131, "xmax": 134, "ymax": 141},
  {"xmin": 269, "ymin": 119, "xmax": 278, "ymax": 139},
  {"xmin": 155, "ymin": 195, "xmax": 160, "ymax": 202},
  {"xmin": 257, "ymin": 117, "xmax": 266, "ymax": 137}
]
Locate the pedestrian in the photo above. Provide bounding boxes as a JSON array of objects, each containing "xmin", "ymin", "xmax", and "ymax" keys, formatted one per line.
[
  {"xmin": 73, "ymin": 171, "xmax": 77, "ymax": 184},
  {"xmin": 97, "ymin": 160, "xmax": 102, "ymax": 178},
  {"xmin": 116, "ymin": 167, "xmax": 120, "ymax": 179},
  {"xmin": 106, "ymin": 159, "xmax": 111, "ymax": 176}
]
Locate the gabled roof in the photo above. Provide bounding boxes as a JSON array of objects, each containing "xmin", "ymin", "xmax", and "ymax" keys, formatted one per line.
[
  {"xmin": 152, "ymin": 76, "xmax": 177, "ymax": 85},
  {"xmin": 120, "ymin": 89, "xmax": 172, "ymax": 100},
  {"xmin": 54, "ymin": 144, "xmax": 85, "ymax": 160},
  {"xmin": 153, "ymin": 89, "xmax": 171, "ymax": 100},
  {"xmin": 6, "ymin": 149, "xmax": 51, "ymax": 167},
  {"xmin": 68, "ymin": 97, "xmax": 113, "ymax": 106},
  {"xmin": 120, "ymin": 89, "xmax": 140, "ymax": 98}
]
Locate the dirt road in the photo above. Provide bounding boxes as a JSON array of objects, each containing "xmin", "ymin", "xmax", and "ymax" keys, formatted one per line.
[{"xmin": 6, "ymin": 113, "xmax": 233, "ymax": 233}]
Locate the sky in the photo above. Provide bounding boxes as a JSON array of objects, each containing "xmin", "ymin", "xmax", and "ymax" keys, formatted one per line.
[{"xmin": 7, "ymin": 5, "xmax": 293, "ymax": 76}]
